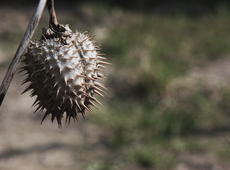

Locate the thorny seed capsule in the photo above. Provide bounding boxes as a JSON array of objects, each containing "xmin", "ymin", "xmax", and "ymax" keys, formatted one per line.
[{"xmin": 20, "ymin": 25, "xmax": 109, "ymax": 127}]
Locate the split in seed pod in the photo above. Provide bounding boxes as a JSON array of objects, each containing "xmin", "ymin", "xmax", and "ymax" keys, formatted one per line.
[{"xmin": 20, "ymin": 25, "xmax": 110, "ymax": 127}]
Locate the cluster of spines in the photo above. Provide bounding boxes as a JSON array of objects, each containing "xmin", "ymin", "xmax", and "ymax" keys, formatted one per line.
[{"xmin": 20, "ymin": 30, "xmax": 110, "ymax": 127}]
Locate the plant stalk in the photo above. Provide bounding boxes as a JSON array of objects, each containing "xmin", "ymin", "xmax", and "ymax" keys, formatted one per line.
[{"xmin": 0, "ymin": 0, "xmax": 47, "ymax": 106}]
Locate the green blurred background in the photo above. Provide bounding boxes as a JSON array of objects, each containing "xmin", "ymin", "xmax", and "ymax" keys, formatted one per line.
[{"xmin": 0, "ymin": 0, "xmax": 230, "ymax": 170}]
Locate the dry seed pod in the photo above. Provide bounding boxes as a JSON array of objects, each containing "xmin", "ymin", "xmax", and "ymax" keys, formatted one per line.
[{"xmin": 21, "ymin": 25, "xmax": 109, "ymax": 127}]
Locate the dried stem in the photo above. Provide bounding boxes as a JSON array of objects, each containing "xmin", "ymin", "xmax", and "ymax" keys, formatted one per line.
[
  {"xmin": 47, "ymin": 0, "xmax": 66, "ymax": 33},
  {"xmin": 0, "ymin": 0, "xmax": 47, "ymax": 106},
  {"xmin": 47, "ymin": 0, "xmax": 58, "ymax": 26}
]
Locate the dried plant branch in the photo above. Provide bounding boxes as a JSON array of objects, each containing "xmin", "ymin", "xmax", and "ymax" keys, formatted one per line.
[
  {"xmin": 0, "ymin": 0, "xmax": 47, "ymax": 106},
  {"xmin": 47, "ymin": 0, "xmax": 66, "ymax": 34},
  {"xmin": 47, "ymin": 0, "xmax": 58, "ymax": 26}
]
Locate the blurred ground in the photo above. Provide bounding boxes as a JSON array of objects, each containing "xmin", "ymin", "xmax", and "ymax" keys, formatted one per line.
[{"xmin": 0, "ymin": 1, "xmax": 230, "ymax": 170}]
